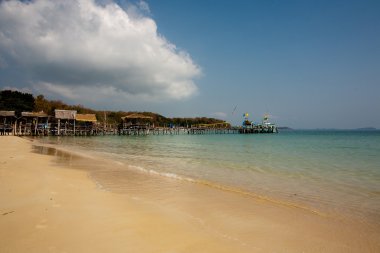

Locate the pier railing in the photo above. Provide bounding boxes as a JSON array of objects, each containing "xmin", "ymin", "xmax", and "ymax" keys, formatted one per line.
[{"xmin": 4, "ymin": 123, "xmax": 277, "ymax": 136}]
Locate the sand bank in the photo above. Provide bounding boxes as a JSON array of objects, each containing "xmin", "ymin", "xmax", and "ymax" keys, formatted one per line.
[{"xmin": 0, "ymin": 136, "xmax": 379, "ymax": 252}]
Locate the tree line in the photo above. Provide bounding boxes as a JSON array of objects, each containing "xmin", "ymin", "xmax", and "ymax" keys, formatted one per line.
[{"xmin": 0, "ymin": 90, "xmax": 225, "ymax": 126}]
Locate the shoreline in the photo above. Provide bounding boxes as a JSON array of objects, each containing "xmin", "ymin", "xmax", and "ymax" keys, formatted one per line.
[
  {"xmin": 31, "ymin": 138, "xmax": 329, "ymax": 217},
  {"xmin": 30, "ymin": 135, "xmax": 380, "ymax": 225},
  {"xmin": 1, "ymin": 136, "xmax": 379, "ymax": 252}
]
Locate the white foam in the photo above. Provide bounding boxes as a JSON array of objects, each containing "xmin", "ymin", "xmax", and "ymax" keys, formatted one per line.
[
  {"xmin": 128, "ymin": 165, "xmax": 195, "ymax": 183},
  {"xmin": 114, "ymin": 161, "xmax": 124, "ymax": 166}
]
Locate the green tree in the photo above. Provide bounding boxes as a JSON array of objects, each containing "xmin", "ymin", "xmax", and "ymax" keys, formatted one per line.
[
  {"xmin": 0, "ymin": 90, "xmax": 35, "ymax": 115},
  {"xmin": 34, "ymin": 94, "xmax": 52, "ymax": 114}
]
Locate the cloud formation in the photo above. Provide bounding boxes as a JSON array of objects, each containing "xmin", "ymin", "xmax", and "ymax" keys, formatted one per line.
[{"xmin": 0, "ymin": 0, "xmax": 201, "ymax": 103}]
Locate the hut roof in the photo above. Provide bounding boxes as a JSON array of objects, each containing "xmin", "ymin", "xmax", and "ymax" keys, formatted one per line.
[
  {"xmin": 0, "ymin": 111, "xmax": 15, "ymax": 117},
  {"xmin": 55, "ymin": 109, "xmax": 77, "ymax": 119},
  {"xmin": 121, "ymin": 113, "xmax": 153, "ymax": 120},
  {"xmin": 76, "ymin": 114, "xmax": 97, "ymax": 122},
  {"xmin": 21, "ymin": 111, "xmax": 48, "ymax": 118}
]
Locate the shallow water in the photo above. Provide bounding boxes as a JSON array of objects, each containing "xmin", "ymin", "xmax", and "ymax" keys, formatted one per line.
[{"xmin": 35, "ymin": 130, "xmax": 380, "ymax": 225}]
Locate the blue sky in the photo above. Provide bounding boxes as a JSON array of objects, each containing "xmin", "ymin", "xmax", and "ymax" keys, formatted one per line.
[
  {"xmin": 147, "ymin": 0, "xmax": 380, "ymax": 128},
  {"xmin": 0, "ymin": 0, "xmax": 379, "ymax": 128}
]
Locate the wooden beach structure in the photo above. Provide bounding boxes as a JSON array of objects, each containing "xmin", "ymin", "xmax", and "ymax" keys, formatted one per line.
[
  {"xmin": 187, "ymin": 122, "xmax": 235, "ymax": 134},
  {"xmin": 12, "ymin": 111, "xmax": 99, "ymax": 136},
  {"xmin": 19, "ymin": 111, "xmax": 49, "ymax": 136},
  {"xmin": 119, "ymin": 113, "xmax": 153, "ymax": 135},
  {"xmin": 0, "ymin": 111, "xmax": 15, "ymax": 135},
  {"xmin": 53, "ymin": 110, "xmax": 100, "ymax": 136},
  {"xmin": 75, "ymin": 114, "xmax": 98, "ymax": 136},
  {"xmin": 2, "ymin": 109, "xmax": 278, "ymax": 137},
  {"xmin": 54, "ymin": 110, "xmax": 77, "ymax": 136}
]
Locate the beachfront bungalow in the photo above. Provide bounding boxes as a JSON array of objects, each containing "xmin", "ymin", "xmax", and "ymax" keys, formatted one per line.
[
  {"xmin": 0, "ymin": 111, "xmax": 15, "ymax": 135},
  {"xmin": 54, "ymin": 109, "xmax": 77, "ymax": 135},
  {"xmin": 121, "ymin": 113, "xmax": 153, "ymax": 129},
  {"xmin": 119, "ymin": 113, "xmax": 153, "ymax": 135},
  {"xmin": 19, "ymin": 111, "xmax": 49, "ymax": 136},
  {"xmin": 75, "ymin": 114, "xmax": 98, "ymax": 135}
]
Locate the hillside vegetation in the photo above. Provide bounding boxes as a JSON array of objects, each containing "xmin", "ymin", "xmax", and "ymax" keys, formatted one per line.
[{"xmin": 0, "ymin": 90, "xmax": 225, "ymax": 127}]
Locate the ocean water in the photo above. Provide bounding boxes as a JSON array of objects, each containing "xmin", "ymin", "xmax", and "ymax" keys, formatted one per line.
[{"xmin": 37, "ymin": 130, "xmax": 380, "ymax": 224}]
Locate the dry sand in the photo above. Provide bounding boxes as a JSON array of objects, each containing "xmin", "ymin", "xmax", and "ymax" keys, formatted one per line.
[{"xmin": 0, "ymin": 136, "xmax": 379, "ymax": 252}]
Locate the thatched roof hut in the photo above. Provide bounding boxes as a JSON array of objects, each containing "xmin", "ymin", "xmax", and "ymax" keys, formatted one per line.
[
  {"xmin": 21, "ymin": 111, "xmax": 48, "ymax": 118},
  {"xmin": 55, "ymin": 110, "xmax": 77, "ymax": 120},
  {"xmin": 76, "ymin": 114, "xmax": 97, "ymax": 122},
  {"xmin": 121, "ymin": 113, "xmax": 153, "ymax": 121},
  {"xmin": 0, "ymin": 111, "xmax": 15, "ymax": 117}
]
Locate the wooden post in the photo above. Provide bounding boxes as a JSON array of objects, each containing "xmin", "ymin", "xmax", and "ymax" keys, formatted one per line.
[
  {"xmin": 34, "ymin": 118, "xmax": 38, "ymax": 135},
  {"xmin": 46, "ymin": 118, "xmax": 49, "ymax": 136},
  {"xmin": 58, "ymin": 119, "xmax": 60, "ymax": 135},
  {"xmin": 104, "ymin": 111, "xmax": 106, "ymax": 133}
]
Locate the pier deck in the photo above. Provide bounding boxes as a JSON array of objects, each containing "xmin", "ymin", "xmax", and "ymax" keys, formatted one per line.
[
  {"xmin": 7, "ymin": 125, "xmax": 277, "ymax": 136},
  {"xmin": 4, "ymin": 119, "xmax": 277, "ymax": 137}
]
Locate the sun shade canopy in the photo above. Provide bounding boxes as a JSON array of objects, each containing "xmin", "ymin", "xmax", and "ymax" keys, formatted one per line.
[
  {"xmin": 55, "ymin": 110, "xmax": 77, "ymax": 119},
  {"xmin": 121, "ymin": 113, "xmax": 153, "ymax": 120},
  {"xmin": 75, "ymin": 114, "xmax": 97, "ymax": 122},
  {"xmin": 21, "ymin": 111, "xmax": 48, "ymax": 117},
  {"xmin": 0, "ymin": 111, "xmax": 15, "ymax": 117}
]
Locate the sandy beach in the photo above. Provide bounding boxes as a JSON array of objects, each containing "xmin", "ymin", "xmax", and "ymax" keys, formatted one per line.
[{"xmin": 1, "ymin": 136, "xmax": 379, "ymax": 253}]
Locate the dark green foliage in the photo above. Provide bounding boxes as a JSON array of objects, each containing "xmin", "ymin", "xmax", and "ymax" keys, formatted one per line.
[
  {"xmin": 0, "ymin": 90, "xmax": 34, "ymax": 116},
  {"xmin": 103, "ymin": 111, "xmax": 126, "ymax": 124},
  {"xmin": 171, "ymin": 117, "xmax": 223, "ymax": 127},
  {"xmin": 35, "ymin": 94, "xmax": 96, "ymax": 115},
  {"xmin": 34, "ymin": 95, "xmax": 51, "ymax": 114}
]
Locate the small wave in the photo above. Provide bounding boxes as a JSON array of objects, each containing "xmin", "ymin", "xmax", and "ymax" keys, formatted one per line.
[
  {"xmin": 34, "ymin": 138, "xmax": 327, "ymax": 216},
  {"xmin": 32, "ymin": 138, "xmax": 328, "ymax": 217},
  {"xmin": 128, "ymin": 165, "xmax": 195, "ymax": 183},
  {"xmin": 127, "ymin": 165, "xmax": 326, "ymax": 217},
  {"xmin": 114, "ymin": 161, "xmax": 124, "ymax": 166},
  {"xmin": 195, "ymin": 179, "xmax": 328, "ymax": 216}
]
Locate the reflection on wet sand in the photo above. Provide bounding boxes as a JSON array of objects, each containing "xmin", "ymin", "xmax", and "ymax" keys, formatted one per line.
[{"xmin": 31, "ymin": 143, "xmax": 380, "ymax": 252}]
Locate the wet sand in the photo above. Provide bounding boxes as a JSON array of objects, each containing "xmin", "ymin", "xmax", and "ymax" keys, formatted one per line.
[{"xmin": 0, "ymin": 136, "xmax": 379, "ymax": 252}]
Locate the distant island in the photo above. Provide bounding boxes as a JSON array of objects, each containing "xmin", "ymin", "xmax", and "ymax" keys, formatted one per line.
[
  {"xmin": 277, "ymin": 127, "xmax": 293, "ymax": 130},
  {"xmin": 354, "ymin": 127, "xmax": 377, "ymax": 131},
  {"xmin": 312, "ymin": 128, "xmax": 378, "ymax": 131}
]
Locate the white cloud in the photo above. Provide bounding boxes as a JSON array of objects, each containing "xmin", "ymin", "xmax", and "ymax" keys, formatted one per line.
[
  {"xmin": 0, "ymin": 0, "xmax": 201, "ymax": 103},
  {"xmin": 137, "ymin": 0, "xmax": 151, "ymax": 13}
]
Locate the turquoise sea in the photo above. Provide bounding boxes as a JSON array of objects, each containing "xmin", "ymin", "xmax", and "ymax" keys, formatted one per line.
[{"xmin": 37, "ymin": 130, "xmax": 380, "ymax": 224}]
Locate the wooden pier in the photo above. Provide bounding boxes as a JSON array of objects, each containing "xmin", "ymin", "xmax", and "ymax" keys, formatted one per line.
[
  {"xmin": 5, "ymin": 124, "xmax": 278, "ymax": 136},
  {"xmin": 118, "ymin": 125, "xmax": 277, "ymax": 136},
  {"xmin": 1, "ymin": 110, "xmax": 278, "ymax": 137}
]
